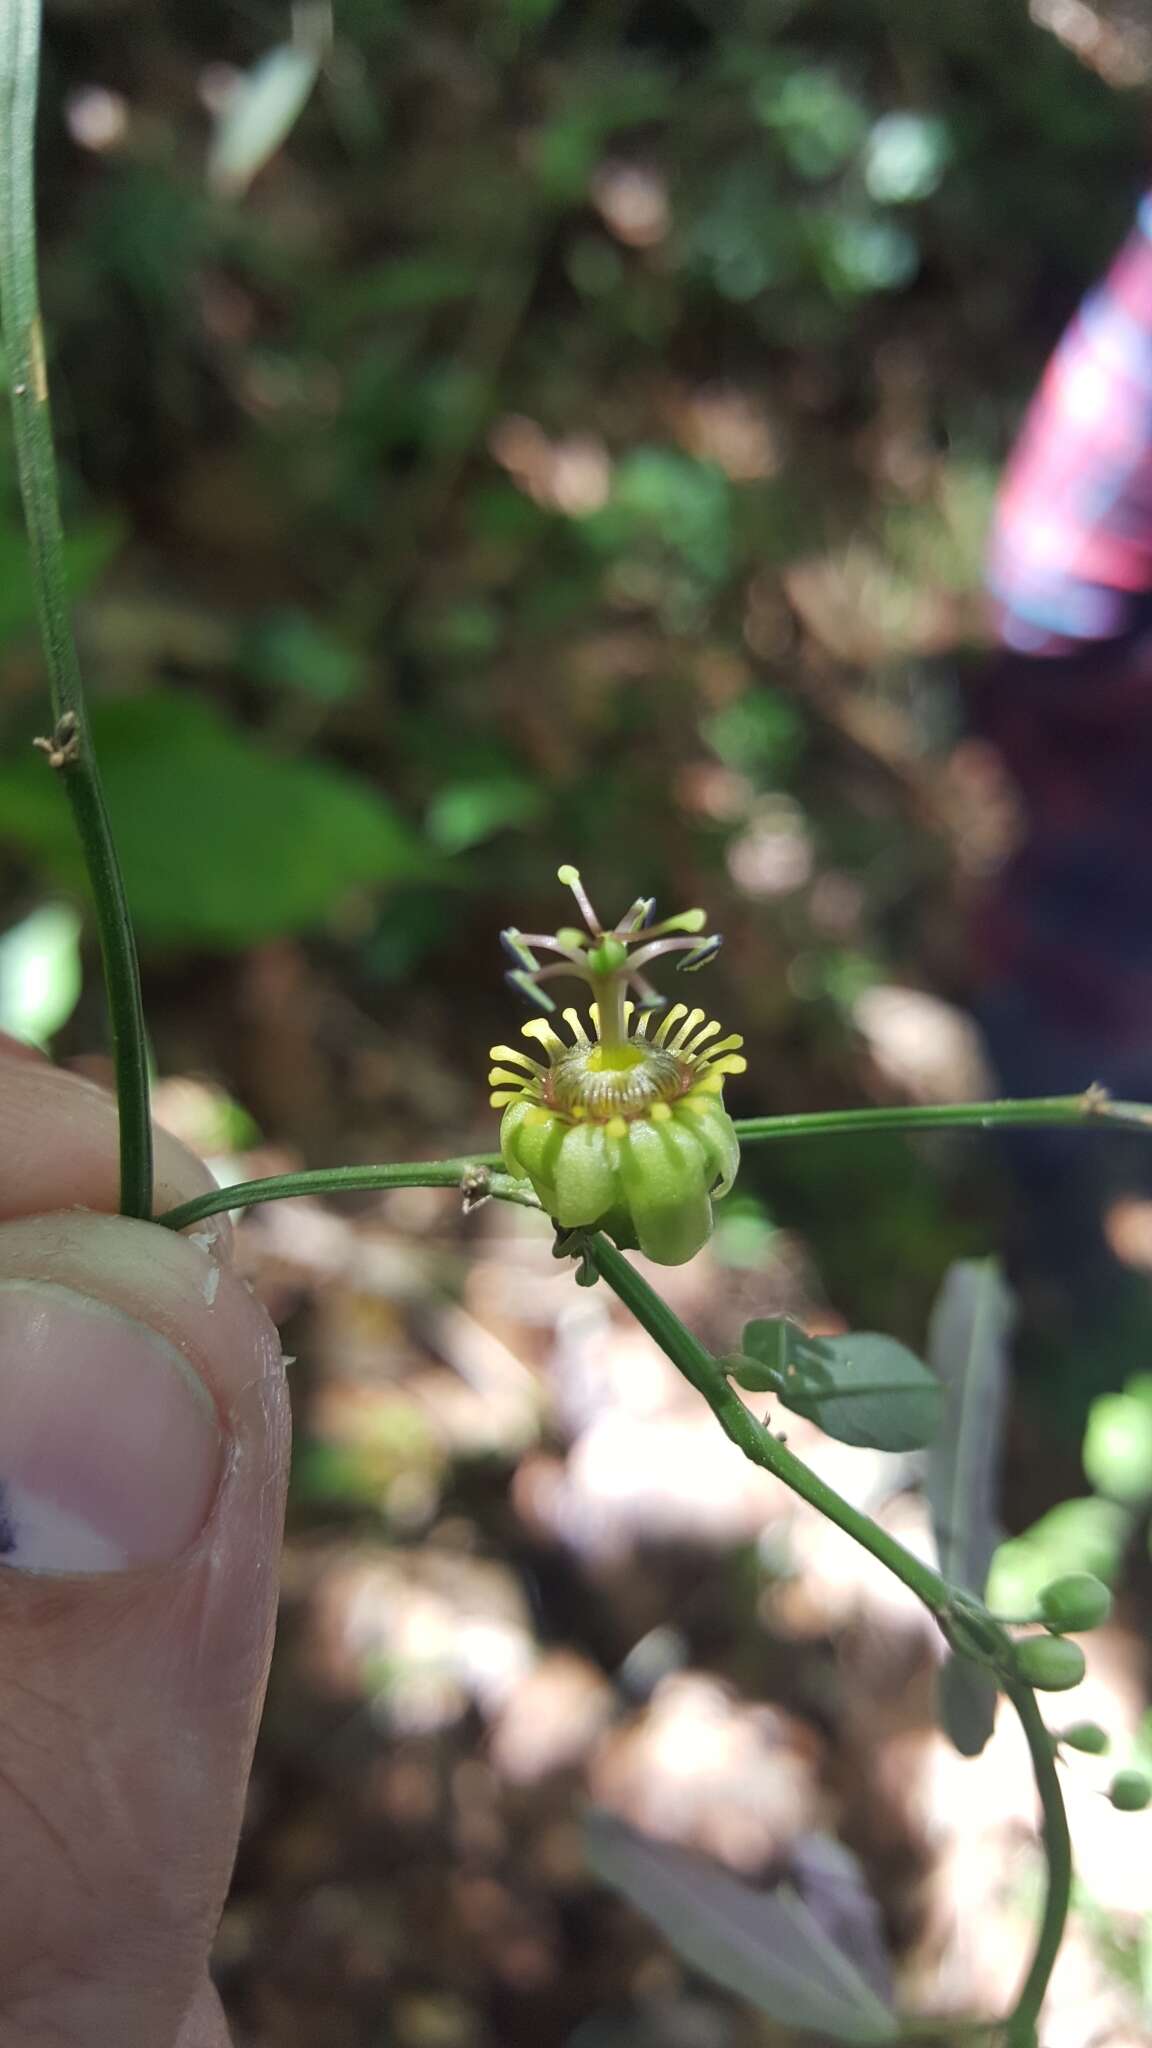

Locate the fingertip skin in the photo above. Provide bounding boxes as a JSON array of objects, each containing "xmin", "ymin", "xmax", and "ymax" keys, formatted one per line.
[
  {"xmin": 0, "ymin": 1209, "xmax": 290, "ymax": 2042},
  {"xmin": 0, "ymin": 1032, "xmax": 50, "ymax": 1064},
  {"xmin": 0, "ymin": 1056, "xmax": 281, "ymax": 2045},
  {"xmin": 0, "ymin": 1054, "xmax": 231, "ymax": 1252},
  {"xmin": 175, "ymin": 1979, "xmax": 233, "ymax": 2047}
]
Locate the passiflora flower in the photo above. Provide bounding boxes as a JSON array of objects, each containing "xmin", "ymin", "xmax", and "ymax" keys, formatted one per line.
[{"xmin": 489, "ymin": 866, "xmax": 745, "ymax": 1264}]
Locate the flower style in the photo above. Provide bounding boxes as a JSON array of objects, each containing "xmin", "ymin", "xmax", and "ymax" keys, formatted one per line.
[{"xmin": 489, "ymin": 867, "xmax": 746, "ymax": 1264}]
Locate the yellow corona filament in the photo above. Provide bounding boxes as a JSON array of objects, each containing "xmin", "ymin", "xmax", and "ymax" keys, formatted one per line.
[
  {"xmin": 649, "ymin": 1101, "xmax": 672, "ymax": 1123},
  {"xmin": 489, "ymin": 1044, "xmax": 544, "ymax": 1072},
  {"xmin": 522, "ymin": 1019, "xmax": 565, "ymax": 1055},
  {"xmin": 606, "ymin": 1116, "xmax": 628, "ymax": 1140},
  {"xmin": 653, "ymin": 1002, "xmax": 688, "ymax": 1047},
  {"xmin": 563, "ymin": 1007, "xmax": 590, "ymax": 1045},
  {"xmin": 680, "ymin": 1017, "xmax": 721, "ymax": 1058},
  {"xmin": 703, "ymin": 1033, "xmax": 744, "ymax": 1060},
  {"xmin": 670, "ymin": 1007, "xmax": 707, "ymax": 1050}
]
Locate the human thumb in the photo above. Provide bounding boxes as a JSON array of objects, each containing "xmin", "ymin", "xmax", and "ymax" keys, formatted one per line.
[{"xmin": 0, "ymin": 1207, "xmax": 289, "ymax": 2046}]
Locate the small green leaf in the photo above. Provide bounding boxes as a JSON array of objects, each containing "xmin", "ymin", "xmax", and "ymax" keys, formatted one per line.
[
  {"xmin": 937, "ymin": 1655, "xmax": 998, "ymax": 1758},
  {"xmin": 739, "ymin": 1318, "xmax": 941, "ymax": 1451}
]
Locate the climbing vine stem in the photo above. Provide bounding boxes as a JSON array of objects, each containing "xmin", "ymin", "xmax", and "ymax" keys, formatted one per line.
[
  {"xmin": 1003, "ymin": 1680, "xmax": 1074, "ymax": 2048},
  {"xmin": 0, "ymin": 0, "xmax": 153, "ymax": 1218},
  {"xmin": 583, "ymin": 1232, "xmax": 1071, "ymax": 2045},
  {"xmin": 156, "ymin": 1090, "xmax": 1152, "ymax": 1235},
  {"xmin": 733, "ymin": 1091, "xmax": 1152, "ymax": 1144}
]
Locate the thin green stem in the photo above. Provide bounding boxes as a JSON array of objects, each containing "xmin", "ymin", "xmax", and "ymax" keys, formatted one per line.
[
  {"xmin": 0, "ymin": 0, "xmax": 152, "ymax": 1218},
  {"xmin": 584, "ymin": 1232, "xmax": 953, "ymax": 1617},
  {"xmin": 734, "ymin": 1092, "xmax": 1152, "ymax": 1146},
  {"xmin": 584, "ymin": 1232, "xmax": 1071, "ymax": 2044},
  {"xmin": 1003, "ymin": 1680, "xmax": 1073, "ymax": 2047},
  {"xmin": 154, "ymin": 1155, "xmax": 511, "ymax": 1234}
]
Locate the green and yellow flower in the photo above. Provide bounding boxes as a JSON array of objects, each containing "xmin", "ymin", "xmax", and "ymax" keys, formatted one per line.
[{"xmin": 489, "ymin": 867, "xmax": 745, "ymax": 1264}]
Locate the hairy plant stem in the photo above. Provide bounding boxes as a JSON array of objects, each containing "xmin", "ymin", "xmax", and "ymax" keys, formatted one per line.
[
  {"xmin": 0, "ymin": 0, "xmax": 153, "ymax": 1218},
  {"xmin": 583, "ymin": 1233, "xmax": 1072, "ymax": 2044}
]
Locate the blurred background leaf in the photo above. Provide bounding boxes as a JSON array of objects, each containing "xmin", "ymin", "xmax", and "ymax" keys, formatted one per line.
[
  {"xmin": 586, "ymin": 1813, "xmax": 899, "ymax": 2042},
  {"xmin": 0, "ymin": 900, "xmax": 81, "ymax": 1046},
  {"xmin": 926, "ymin": 1261, "xmax": 1013, "ymax": 1755},
  {"xmin": 0, "ymin": 692, "xmax": 429, "ymax": 946}
]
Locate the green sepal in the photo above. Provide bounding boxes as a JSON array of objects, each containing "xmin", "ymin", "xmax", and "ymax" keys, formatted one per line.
[
  {"xmin": 551, "ymin": 1120, "xmax": 618, "ymax": 1227},
  {"xmin": 618, "ymin": 1116, "xmax": 713, "ymax": 1265}
]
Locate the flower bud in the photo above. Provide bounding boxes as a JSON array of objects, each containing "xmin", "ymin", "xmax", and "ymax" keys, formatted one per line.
[
  {"xmin": 1038, "ymin": 1573, "xmax": 1113, "ymax": 1635},
  {"xmin": 1108, "ymin": 1769, "xmax": 1152, "ymax": 1812},
  {"xmin": 1058, "ymin": 1721, "xmax": 1110, "ymax": 1755},
  {"xmin": 1013, "ymin": 1635, "xmax": 1086, "ymax": 1692}
]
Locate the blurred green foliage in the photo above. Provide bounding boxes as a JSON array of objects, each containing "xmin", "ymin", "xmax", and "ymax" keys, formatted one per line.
[
  {"xmin": 0, "ymin": 690, "xmax": 427, "ymax": 945},
  {"xmin": 987, "ymin": 1367, "xmax": 1152, "ymax": 1614}
]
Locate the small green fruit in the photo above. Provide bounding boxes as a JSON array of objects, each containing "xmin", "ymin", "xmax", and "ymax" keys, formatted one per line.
[
  {"xmin": 1058, "ymin": 1721, "xmax": 1110, "ymax": 1755},
  {"xmin": 1038, "ymin": 1573, "xmax": 1113, "ymax": 1635},
  {"xmin": 1014, "ymin": 1635, "xmax": 1086, "ymax": 1692},
  {"xmin": 1109, "ymin": 1769, "xmax": 1152, "ymax": 1812}
]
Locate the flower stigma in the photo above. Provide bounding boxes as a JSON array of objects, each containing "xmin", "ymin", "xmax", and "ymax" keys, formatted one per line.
[{"xmin": 489, "ymin": 867, "xmax": 746, "ymax": 1264}]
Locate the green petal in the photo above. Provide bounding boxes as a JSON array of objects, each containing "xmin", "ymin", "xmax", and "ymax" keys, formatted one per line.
[
  {"xmin": 551, "ymin": 1121, "xmax": 619, "ymax": 1228},
  {"xmin": 679, "ymin": 1099, "xmax": 740, "ymax": 1197},
  {"xmin": 618, "ymin": 1117, "xmax": 712, "ymax": 1265}
]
